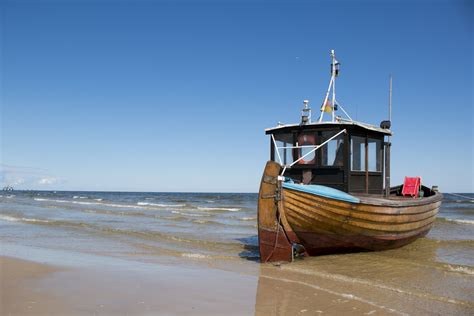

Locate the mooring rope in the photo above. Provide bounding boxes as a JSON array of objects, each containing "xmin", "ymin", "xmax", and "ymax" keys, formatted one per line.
[
  {"xmin": 444, "ymin": 193, "xmax": 474, "ymax": 200},
  {"xmin": 263, "ymin": 205, "xmax": 283, "ymax": 263}
]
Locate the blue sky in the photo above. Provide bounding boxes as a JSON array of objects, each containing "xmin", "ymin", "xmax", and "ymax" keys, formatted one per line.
[{"xmin": 1, "ymin": 0, "xmax": 472, "ymax": 192}]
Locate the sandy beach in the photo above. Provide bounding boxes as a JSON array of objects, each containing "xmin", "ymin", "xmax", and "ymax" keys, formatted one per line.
[
  {"xmin": 1, "ymin": 255, "xmax": 258, "ymax": 315},
  {"xmin": 2, "ymin": 249, "xmax": 473, "ymax": 315}
]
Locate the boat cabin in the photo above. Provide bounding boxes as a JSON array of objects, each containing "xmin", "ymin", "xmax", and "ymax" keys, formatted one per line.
[
  {"xmin": 266, "ymin": 120, "xmax": 392, "ymax": 195},
  {"xmin": 266, "ymin": 49, "xmax": 394, "ymax": 195}
]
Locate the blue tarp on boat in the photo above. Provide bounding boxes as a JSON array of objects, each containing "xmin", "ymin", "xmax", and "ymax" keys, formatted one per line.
[{"xmin": 282, "ymin": 182, "xmax": 360, "ymax": 204}]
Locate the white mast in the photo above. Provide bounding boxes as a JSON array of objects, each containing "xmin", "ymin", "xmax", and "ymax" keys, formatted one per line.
[
  {"xmin": 389, "ymin": 74, "xmax": 392, "ymax": 123},
  {"xmin": 319, "ymin": 49, "xmax": 339, "ymax": 122}
]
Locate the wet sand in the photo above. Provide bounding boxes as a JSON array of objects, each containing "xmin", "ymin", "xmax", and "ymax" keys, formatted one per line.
[
  {"xmin": 0, "ymin": 257, "xmax": 69, "ymax": 315},
  {"xmin": 3, "ymin": 249, "xmax": 473, "ymax": 315},
  {"xmin": 1, "ymin": 256, "xmax": 257, "ymax": 315},
  {"xmin": 2, "ymin": 255, "xmax": 390, "ymax": 316}
]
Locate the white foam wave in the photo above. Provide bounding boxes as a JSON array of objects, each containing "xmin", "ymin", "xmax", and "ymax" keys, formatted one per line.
[
  {"xmin": 171, "ymin": 210, "xmax": 210, "ymax": 217},
  {"xmin": 94, "ymin": 198, "xmax": 103, "ymax": 201},
  {"xmin": 197, "ymin": 207, "xmax": 241, "ymax": 212},
  {"xmin": 444, "ymin": 218, "xmax": 474, "ymax": 225},
  {"xmin": 34, "ymin": 198, "xmax": 144, "ymax": 209},
  {"xmin": 73, "ymin": 196, "xmax": 87, "ymax": 199},
  {"xmin": 181, "ymin": 253, "xmax": 208, "ymax": 259},
  {"xmin": 0, "ymin": 215, "xmax": 49, "ymax": 223},
  {"xmin": 34, "ymin": 198, "xmax": 52, "ymax": 202},
  {"xmin": 77, "ymin": 201, "xmax": 145, "ymax": 208},
  {"xmin": 0, "ymin": 215, "xmax": 20, "ymax": 222},
  {"xmin": 240, "ymin": 217, "xmax": 257, "ymax": 221},
  {"xmin": 137, "ymin": 202, "xmax": 184, "ymax": 207},
  {"xmin": 446, "ymin": 265, "xmax": 474, "ymax": 275}
]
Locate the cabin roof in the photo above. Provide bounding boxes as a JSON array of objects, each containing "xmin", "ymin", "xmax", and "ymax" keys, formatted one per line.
[{"xmin": 265, "ymin": 120, "xmax": 392, "ymax": 136}]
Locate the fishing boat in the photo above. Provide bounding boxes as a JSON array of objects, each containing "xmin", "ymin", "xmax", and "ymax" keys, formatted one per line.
[{"xmin": 258, "ymin": 50, "xmax": 442, "ymax": 262}]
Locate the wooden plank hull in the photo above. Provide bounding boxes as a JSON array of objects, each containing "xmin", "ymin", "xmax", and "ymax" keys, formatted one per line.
[
  {"xmin": 258, "ymin": 161, "xmax": 442, "ymax": 261},
  {"xmin": 258, "ymin": 161, "xmax": 294, "ymax": 262}
]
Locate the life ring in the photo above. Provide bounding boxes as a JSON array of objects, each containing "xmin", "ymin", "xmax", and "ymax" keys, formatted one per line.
[{"xmin": 295, "ymin": 134, "xmax": 316, "ymax": 164}]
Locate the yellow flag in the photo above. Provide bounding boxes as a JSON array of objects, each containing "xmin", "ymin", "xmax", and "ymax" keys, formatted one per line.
[{"xmin": 322, "ymin": 100, "xmax": 333, "ymax": 113}]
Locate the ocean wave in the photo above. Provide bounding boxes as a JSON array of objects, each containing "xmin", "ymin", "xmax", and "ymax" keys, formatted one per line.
[
  {"xmin": 240, "ymin": 217, "xmax": 257, "ymax": 221},
  {"xmin": 181, "ymin": 253, "xmax": 209, "ymax": 259},
  {"xmin": 34, "ymin": 198, "xmax": 149, "ymax": 209},
  {"xmin": 171, "ymin": 210, "xmax": 211, "ymax": 217},
  {"xmin": 0, "ymin": 215, "xmax": 20, "ymax": 222},
  {"xmin": 137, "ymin": 202, "xmax": 184, "ymax": 207},
  {"xmin": 73, "ymin": 196, "xmax": 88, "ymax": 199},
  {"xmin": 192, "ymin": 219, "xmax": 228, "ymax": 226},
  {"xmin": 445, "ymin": 265, "xmax": 474, "ymax": 275},
  {"xmin": 439, "ymin": 218, "xmax": 474, "ymax": 225},
  {"xmin": 193, "ymin": 219, "xmax": 208, "ymax": 224},
  {"xmin": 197, "ymin": 206, "xmax": 241, "ymax": 212},
  {"xmin": 0, "ymin": 213, "xmax": 252, "ymax": 256},
  {"xmin": 0, "ymin": 215, "xmax": 50, "ymax": 223}
]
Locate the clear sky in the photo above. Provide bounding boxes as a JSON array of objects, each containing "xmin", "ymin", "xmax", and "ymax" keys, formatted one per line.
[{"xmin": 1, "ymin": 0, "xmax": 472, "ymax": 192}]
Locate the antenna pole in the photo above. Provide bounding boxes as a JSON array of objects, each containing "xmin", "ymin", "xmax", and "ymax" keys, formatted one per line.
[
  {"xmin": 389, "ymin": 74, "xmax": 392, "ymax": 123},
  {"xmin": 385, "ymin": 75, "xmax": 392, "ymax": 197}
]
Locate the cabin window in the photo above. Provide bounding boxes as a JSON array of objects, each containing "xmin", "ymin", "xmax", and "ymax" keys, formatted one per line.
[
  {"xmin": 368, "ymin": 138, "xmax": 382, "ymax": 172},
  {"xmin": 296, "ymin": 133, "xmax": 317, "ymax": 164},
  {"xmin": 272, "ymin": 133, "xmax": 294, "ymax": 165},
  {"xmin": 321, "ymin": 131, "xmax": 344, "ymax": 167},
  {"xmin": 351, "ymin": 136, "xmax": 366, "ymax": 171}
]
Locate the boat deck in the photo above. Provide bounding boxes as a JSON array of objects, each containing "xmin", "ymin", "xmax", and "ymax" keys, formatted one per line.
[{"xmin": 352, "ymin": 191, "xmax": 442, "ymax": 207}]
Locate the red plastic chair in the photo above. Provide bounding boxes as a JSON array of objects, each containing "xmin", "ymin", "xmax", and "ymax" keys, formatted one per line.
[{"xmin": 402, "ymin": 176, "xmax": 422, "ymax": 198}]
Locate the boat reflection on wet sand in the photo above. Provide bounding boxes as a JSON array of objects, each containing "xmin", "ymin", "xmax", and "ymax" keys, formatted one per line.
[{"xmin": 255, "ymin": 236, "xmax": 474, "ymax": 315}]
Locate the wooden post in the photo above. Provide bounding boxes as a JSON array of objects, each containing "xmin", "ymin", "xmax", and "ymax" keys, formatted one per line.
[{"xmin": 385, "ymin": 141, "xmax": 391, "ymax": 197}]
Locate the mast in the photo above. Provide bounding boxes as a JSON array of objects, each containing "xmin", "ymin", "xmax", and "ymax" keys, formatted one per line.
[
  {"xmin": 319, "ymin": 50, "xmax": 340, "ymax": 122},
  {"xmin": 331, "ymin": 50, "xmax": 336, "ymax": 122},
  {"xmin": 389, "ymin": 74, "xmax": 392, "ymax": 125},
  {"xmin": 385, "ymin": 75, "xmax": 393, "ymax": 197}
]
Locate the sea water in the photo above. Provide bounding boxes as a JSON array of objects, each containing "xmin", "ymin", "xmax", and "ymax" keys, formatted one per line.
[
  {"xmin": 0, "ymin": 191, "xmax": 472, "ymax": 266},
  {"xmin": 0, "ymin": 191, "xmax": 260, "ymax": 264}
]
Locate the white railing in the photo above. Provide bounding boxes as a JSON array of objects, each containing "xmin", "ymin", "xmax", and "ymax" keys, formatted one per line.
[{"xmin": 271, "ymin": 129, "xmax": 347, "ymax": 176}]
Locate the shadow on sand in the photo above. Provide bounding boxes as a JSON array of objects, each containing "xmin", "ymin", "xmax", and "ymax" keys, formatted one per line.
[{"xmin": 236, "ymin": 235, "xmax": 260, "ymax": 262}]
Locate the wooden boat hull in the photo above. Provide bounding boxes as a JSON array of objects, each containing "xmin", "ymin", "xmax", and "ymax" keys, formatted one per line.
[{"xmin": 258, "ymin": 161, "xmax": 442, "ymax": 262}]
